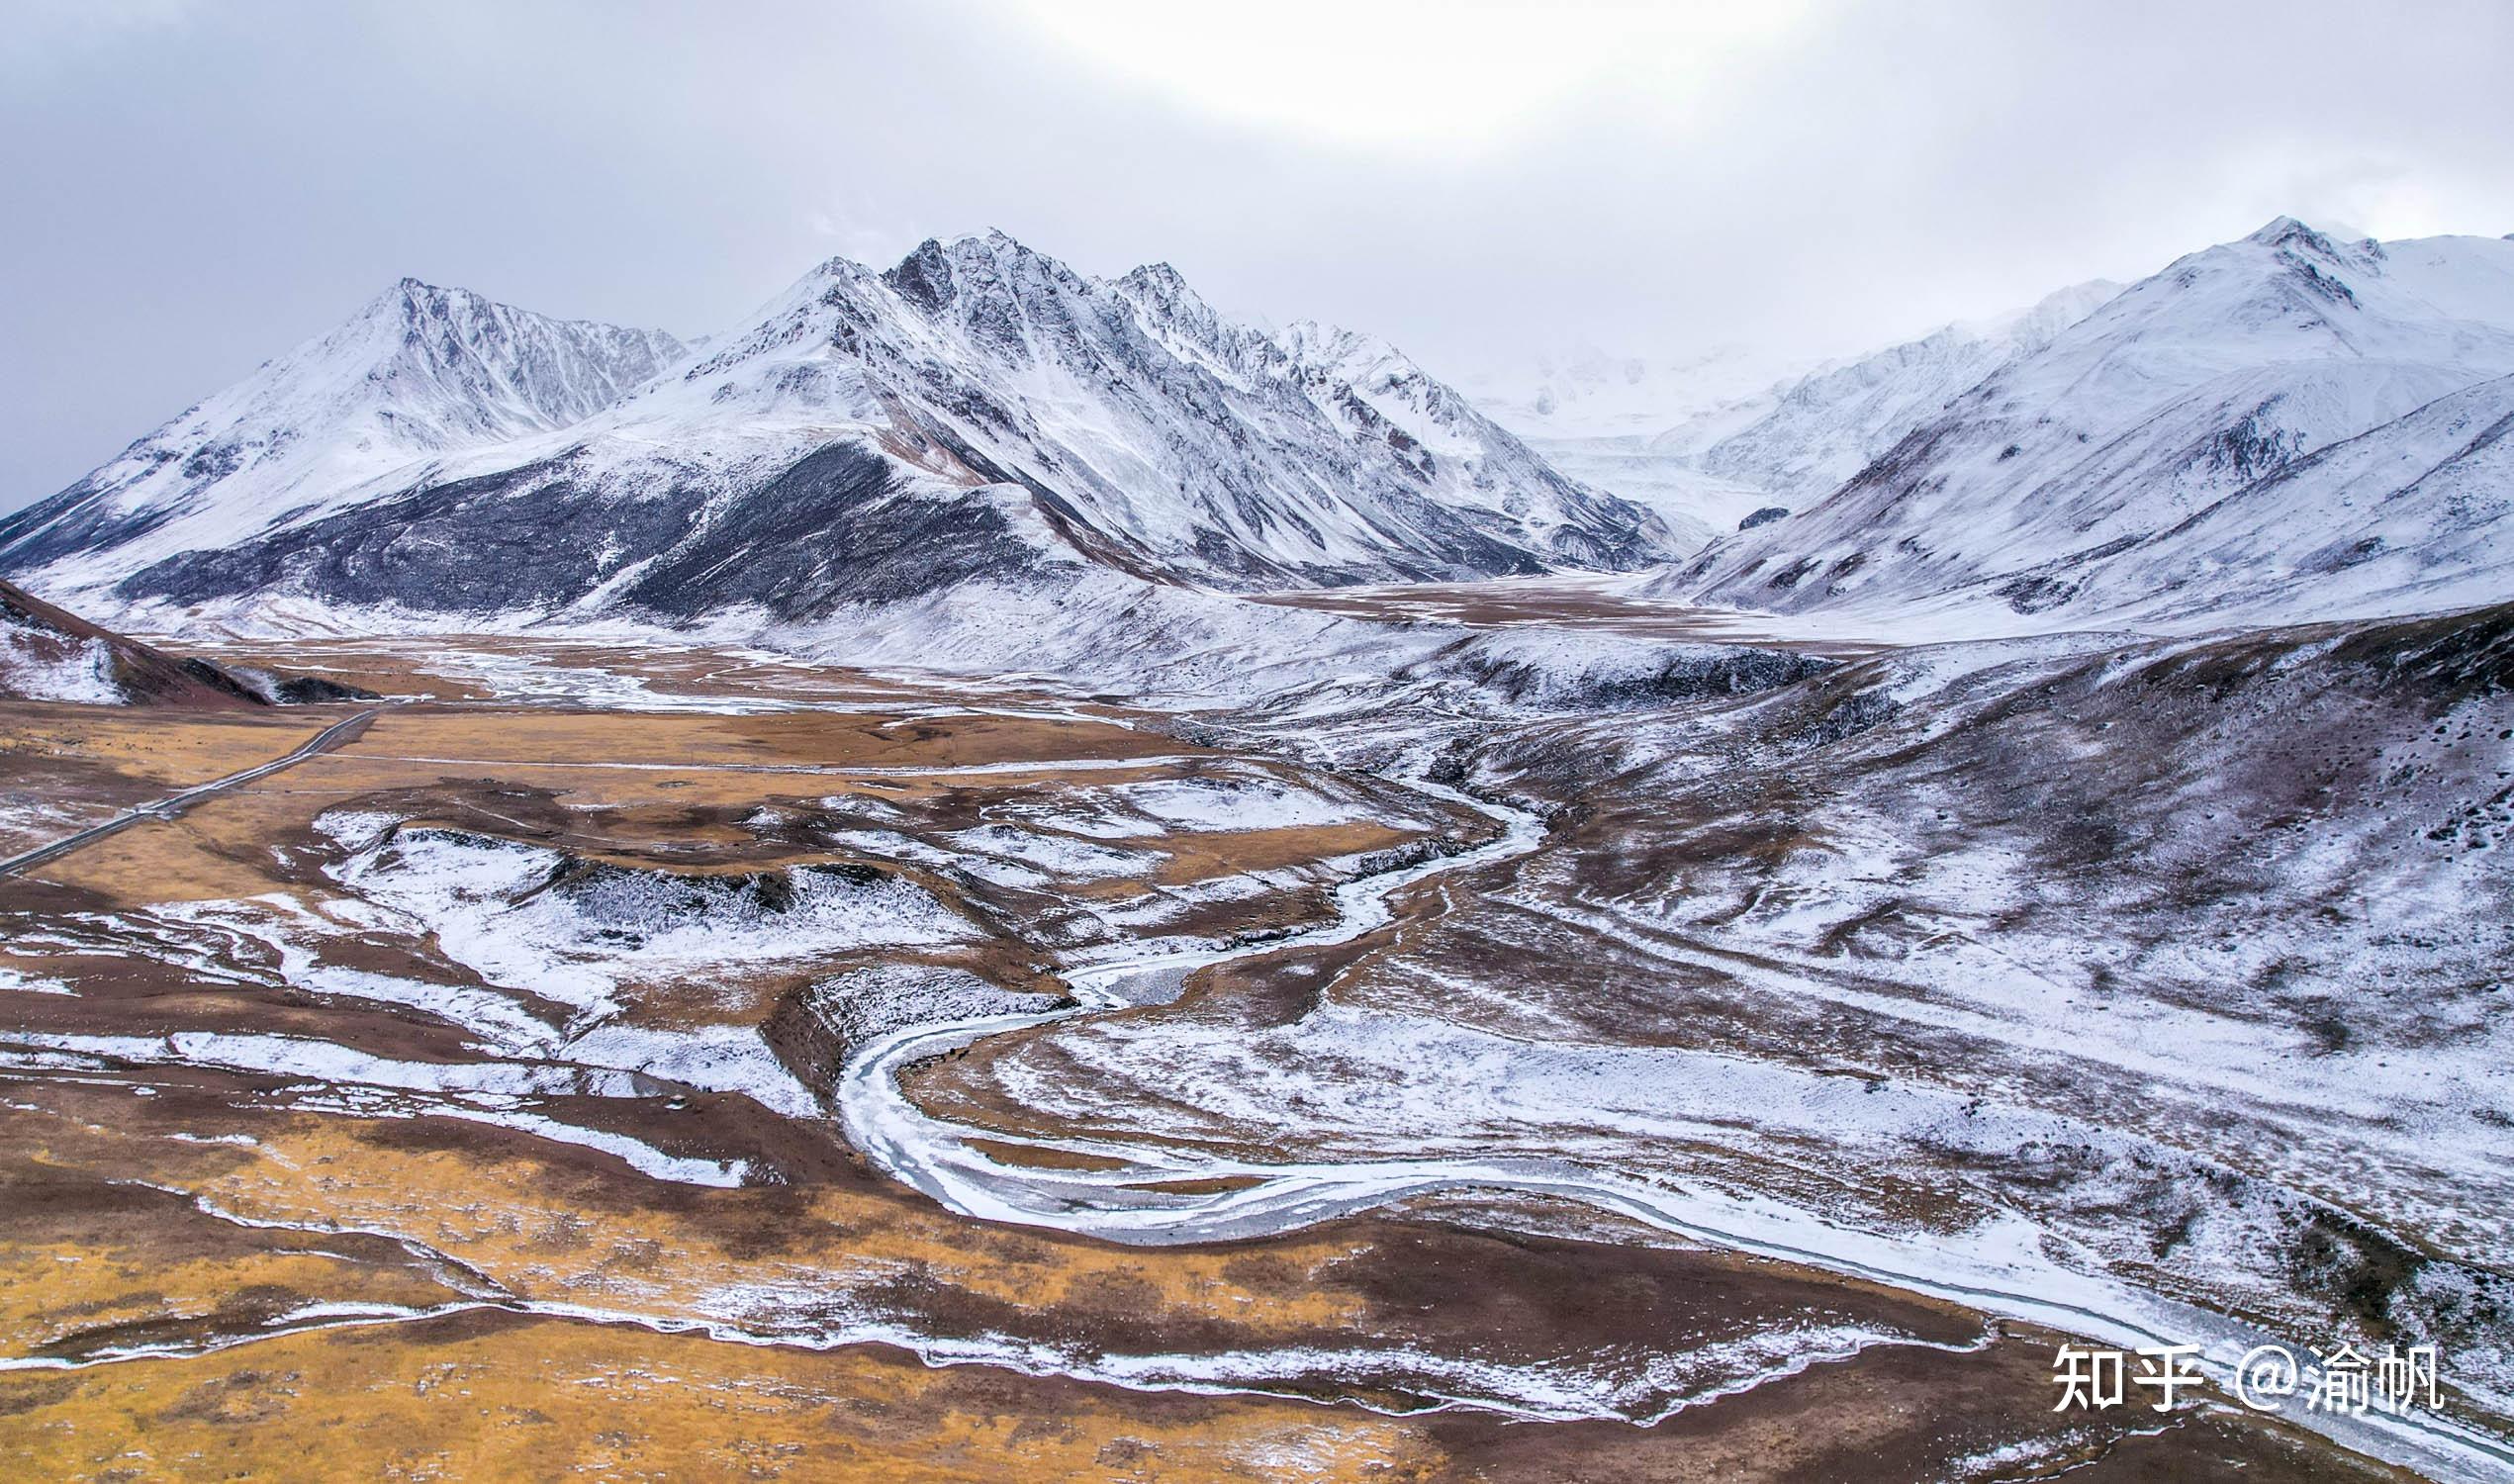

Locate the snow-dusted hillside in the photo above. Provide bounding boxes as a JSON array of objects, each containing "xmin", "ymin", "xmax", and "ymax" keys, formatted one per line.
[
  {"xmin": 1668, "ymin": 219, "xmax": 2514, "ymax": 633},
  {"xmin": 0, "ymin": 233, "xmax": 1672, "ymax": 653},
  {"xmin": 0, "ymin": 578, "xmax": 263, "ymax": 706}
]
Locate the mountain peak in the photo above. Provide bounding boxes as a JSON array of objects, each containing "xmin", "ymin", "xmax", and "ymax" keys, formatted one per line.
[
  {"xmin": 2246, "ymin": 215, "xmax": 2343, "ymax": 255},
  {"xmin": 1677, "ymin": 210, "xmax": 2514, "ymax": 631},
  {"xmin": 1112, "ymin": 260, "xmax": 1215, "ymax": 325},
  {"xmin": 0, "ymin": 278, "xmax": 689, "ymax": 593},
  {"xmin": 1120, "ymin": 261, "xmax": 1189, "ymax": 294},
  {"xmin": 358, "ymin": 278, "xmax": 572, "ymax": 344},
  {"xmin": 364, "ymin": 275, "xmax": 460, "ymax": 318},
  {"xmin": 882, "ymin": 230, "xmax": 1072, "ymax": 318},
  {"xmin": 897, "ymin": 228, "xmax": 1033, "ymax": 265},
  {"xmin": 1278, "ymin": 320, "xmax": 1389, "ymax": 375}
]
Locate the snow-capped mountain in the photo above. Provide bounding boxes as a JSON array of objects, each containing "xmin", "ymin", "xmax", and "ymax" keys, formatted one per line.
[
  {"xmin": 821, "ymin": 235, "xmax": 1666, "ymax": 583},
  {"xmin": 0, "ymin": 234, "xmax": 1670, "ymax": 640},
  {"xmin": 0, "ymin": 281, "xmax": 686, "ymax": 589},
  {"xmin": 1667, "ymin": 219, "xmax": 2514, "ymax": 632}
]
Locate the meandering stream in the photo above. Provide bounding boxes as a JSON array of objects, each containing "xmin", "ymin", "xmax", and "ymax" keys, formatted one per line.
[{"xmin": 837, "ymin": 776, "xmax": 2514, "ymax": 1483}]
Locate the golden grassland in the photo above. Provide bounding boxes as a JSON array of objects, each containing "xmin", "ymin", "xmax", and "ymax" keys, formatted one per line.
[
  {"xmin": 0, "ymin": 661, "xmax": 2423, "ymax": 1483},
  {"xmin": 10, "ymin": 702, "xmax": 1456, "ymax": 911},
  {"xmin": 0, "ymin": 1309, "xmax": 1447, "ymax": 1484},
  {"xmin": 4, "ymin": 1082, "xmax": 2403, "ymax": 1484},
  {"xmin": 0, "ymin": 704, "xmax": 331, "ymax": 791}
]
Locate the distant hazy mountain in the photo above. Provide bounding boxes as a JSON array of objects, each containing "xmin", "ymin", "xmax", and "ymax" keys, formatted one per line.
[
  {"xmin": 1458, "ymin": 341, "xmax": 1800, "ymax": 442},
  {"xmin": 1678, "ymin": 279, "xmax": 2124, "ymax": 507},
  {"xmin": 1455, "ymin": 343, "xmax": 1804, "ymax": 544},
  {"xmin": 1666, "ymin": 219, "xmax": 2514, "ymax": 632},
  {"xmin": 1462, "ymin": 284, "xmax": 2121, "ymax": 543},
  {"xmin": 0, "ymin": 233, "xmax": 1673, "ymax": 642}
]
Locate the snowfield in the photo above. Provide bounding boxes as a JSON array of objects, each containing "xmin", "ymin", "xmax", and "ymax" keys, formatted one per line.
[{"xmin": 317, "ymin": 811, "xmax": 973, "ymax": 1018}]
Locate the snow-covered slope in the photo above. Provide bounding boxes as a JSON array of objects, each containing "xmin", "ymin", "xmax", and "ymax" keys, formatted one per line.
[
  {"xmin": 1462, "ymin": 287, "xmax": 2118, "ymax": 541},
  {"xmin": 1667, "ymin": 219, "xmax": 2514, "ymax": 632},
  {"xmin": 0, "ymin": 234, "xmax": 1672, "ymax": 650},
  {"xmin": 1680, "ymin": 278, "xmax": 2122, "ymax": 507},
  {"xmin": 0, "ymin": 579, "xmax": 259, "ymax": 706},
  {"xmin": 0, "ymin": 281, "xmax": 686, "ymax": 589}
]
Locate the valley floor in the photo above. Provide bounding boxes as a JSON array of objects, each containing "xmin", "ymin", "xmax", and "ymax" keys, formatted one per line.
[{"xmin": 0, "ymin": 625, "xmax": 2504, "ymax": 1481}]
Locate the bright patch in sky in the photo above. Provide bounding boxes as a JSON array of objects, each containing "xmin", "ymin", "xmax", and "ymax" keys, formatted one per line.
[{"xmin": 997, "ymin": 0, "xmax": 1813, "ymax": 149}]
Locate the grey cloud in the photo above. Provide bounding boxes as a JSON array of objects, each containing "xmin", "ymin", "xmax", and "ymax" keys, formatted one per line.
[{"xmin": 3, "ymin": 0, "xmax": 2508, "ymax": 510}]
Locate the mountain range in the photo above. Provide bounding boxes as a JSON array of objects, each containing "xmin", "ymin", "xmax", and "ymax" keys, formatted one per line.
[
  {"xmin": 1668, "ymin": 278, "xmax": 2127, "ymax": 507},
  {"xmin": 0, "ymin": 233, "xmax": 1670, "ymax": 652},
  {"xmin": 4, "ymin": 217, "xmax": 2509, "ymax": 660}
]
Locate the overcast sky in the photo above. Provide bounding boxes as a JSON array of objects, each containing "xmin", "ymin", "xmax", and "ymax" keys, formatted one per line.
[{"xmin": 5, "ymin": 0, "xmax": 2509, "ymax": 510}]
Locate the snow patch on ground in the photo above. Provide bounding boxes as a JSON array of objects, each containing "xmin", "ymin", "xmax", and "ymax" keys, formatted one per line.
[
  {"xmin": 986, "ymin": 770, "xmax": 1393, "ymax": 840},
  {"xmin": 563, "ymin": 1022, "xmax": 818, "ymax": 1120},
  {"xmin": 938, "ymin": 823, "xmax": 1160, "ymax": 879},
  {"xmin": 0, "ymin": 632, "xmax": 122, "ymax": 703},
  {"xmin": 317, "ymin": 812, "xmax": 973, "ymax": 1017},
  {"xmin": 0, "ymin": 799, "xmax": 116, "ymax": 856},
  {"xmin": 800, "ymin": 965, "xmax": 1071, "ymax": 1065},
  {"xmin": 0, "ymin": 968, "xmax": 75, "ymax": 996}
]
